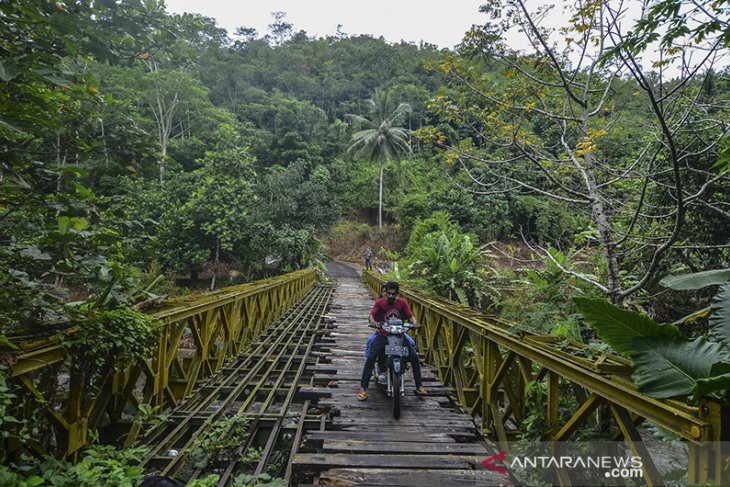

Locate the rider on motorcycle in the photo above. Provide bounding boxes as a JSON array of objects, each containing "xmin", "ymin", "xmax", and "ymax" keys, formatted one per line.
[
  {"xmin": 364, "ymin": 284, "xmax": 416, "ymax": 376},
  {"xmin": 358, "ymin": 281, "xmax": 427, "ymax": 401}
]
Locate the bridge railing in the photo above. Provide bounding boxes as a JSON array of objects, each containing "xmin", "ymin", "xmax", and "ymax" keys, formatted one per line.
[
  {"xmin": 5, "ymin": 269, "xmax": 316, "ymax": 458},
  {"xmin": 364, "ymin": 272, "xmax": 728, "ymax": 485}
]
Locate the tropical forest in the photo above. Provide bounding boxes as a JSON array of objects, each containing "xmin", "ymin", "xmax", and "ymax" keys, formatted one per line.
[{"xmin": 1, "ymin": 0, "xmax": 729, "ymax": 486}]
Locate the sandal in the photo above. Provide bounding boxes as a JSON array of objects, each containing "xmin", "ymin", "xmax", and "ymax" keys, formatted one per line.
[
  {"xmin": 357, "ymin": 390, "xmax": 368, "ymax": 401},
  {"xmin": 414, "ymin": 387, "xmax": 427, "ymax": 396}
]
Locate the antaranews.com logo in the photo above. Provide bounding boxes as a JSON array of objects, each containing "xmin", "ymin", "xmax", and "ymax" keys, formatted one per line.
[
  {"xmin": 479, "ymin": 442, "xmax": 656, "ymax": 486},
  {"xmin": 483, "ymin": 451, "xmax": 643, "ymax": 479}
]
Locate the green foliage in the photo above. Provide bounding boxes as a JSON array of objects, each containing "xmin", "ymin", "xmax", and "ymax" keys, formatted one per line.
[
  {"xmin": 329, "ymin": 220, "xmax": 371, "ymax": 243},
  {"xmin": 133, "ymin": 403, "xmax": 169, "ymax": 431},
  {"xmin": 65, "ymin": 307, "xmax": 158, "ymax": 383},
  {"xmin": 509, "ymin": 196, "xmax": 579, "ymax": 248},
  {"xmin": 0, "ymin": 445, "xmax": 147, "ymax": 486},
  {"xmin": 257, "ymin": 160, "xmax": 340, "ymax": 232},
  {"xmin": 3, "ymin": 0, "xmax": 729, "ymax": 463},
  {"xmin": 617, "ymin": 0, "xmax": 730, "ymax": 54},
  {"xmin": 519, "ymin": 380, "xmax": 552, "ymax": 441},
  {"xmin": 232, "ymin": 473, "xmax": 286, "ymax": 487},
  {"xmin": 113, "ymin": 124, "xmax": 257, "ymax": 276},
  {"xmin": 431, "ymin": 189, "xmax": 512, "ymax": 242},
  {"xmin": 500, "ymin": 249, "xmax": 597, "ymax": 339},
  {"xmin": 574, "ymin": 298, "xmax": 683, "ymax": 357},
  {"xmin": 576, "ymin": 270, "xmax": 730, "ymax": 400},
  {"xmin": 189, "ymin": 412, "xmax": 251, "ymax": 469},
  {"xmin": 710, "ymin": 282, "xmax": 730, "ymax": 348},
  {"xmin": 0, "ymin": 366, "xmax": 24, "ymax": 463},
  {"xmin": 0, "ymin": 0, "xmax": 166, "ymax": 140},
  {"xmin": 632, "ymin": 336, "xmax": 730, "ymax": 399},
  {"xmin": 187, "ymin": 475, "xmax": 221, "ymax": 487},
  {"xmin": 403, "ymin": 212, "xmax": 458, "ymax": 257},
  {"xmin": 1, "ymin": 180, "xmax": 149, "ymax": 336},
  {"xmin": 244, "ymin": 223, "xmax": 313, "ymax": 276},
  {"xmin": 432, "ymin": 1, "xmax": 730, "ymax": 306},
  {"xmin": 404, "ymin": 215, "xmax": 494, "ymax": 307},
  {"xmin": 239, "ymin": 446, "xmax": 263, "ymax": 467},
  {"xmin": 660, "ymin": 269, "xmax": 730, "ymax": 291}
]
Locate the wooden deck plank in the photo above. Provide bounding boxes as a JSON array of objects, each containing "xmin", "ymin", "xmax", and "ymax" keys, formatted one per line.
[
  {"xmin": 318, "ymin": 468, "xmax": 506, "ymax": 487},
  {"xmin": 303, "ymin": 430, "xmax": 458, "ymax": 443},
  {"xmin": 292, "ymin": 453, "xmax": 473, "ymax": 470},
  {"xmin": 321, "ymin": 439, "xmax": 491, "ymax": 454}
]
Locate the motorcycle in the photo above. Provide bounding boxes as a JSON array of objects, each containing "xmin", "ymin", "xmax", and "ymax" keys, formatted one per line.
[{"xmin": 372, "ymin": 318, "xmax": 413, "ymax": 419}]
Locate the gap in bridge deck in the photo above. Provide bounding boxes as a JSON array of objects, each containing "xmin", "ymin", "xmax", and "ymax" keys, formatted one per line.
[
  {"xmin": 136, "ymin": 283, "xmax": 336, "ymax": 485},
  {"xmin": 291, "ymin": 262, "xmax": 505, "ymax": 487}
]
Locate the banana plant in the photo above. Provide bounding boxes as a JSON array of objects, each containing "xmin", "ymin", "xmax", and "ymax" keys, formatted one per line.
[
  {"xmin": 575, "ymin": 269, "xmax": 730, "ymax": 401},
  {"xmin": 407, "ymin": 230, "xmax": 493, "ymax": 307}
]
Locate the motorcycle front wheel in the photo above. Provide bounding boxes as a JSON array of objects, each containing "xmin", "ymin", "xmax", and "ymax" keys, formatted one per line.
[{"xmin": 392, "ymin": 372, "xmax": 401, "ymax": 419}]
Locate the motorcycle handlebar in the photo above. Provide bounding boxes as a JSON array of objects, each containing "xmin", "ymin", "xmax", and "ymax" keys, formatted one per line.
[{"xmin": 369, "ymin": 321, "xmax": 420, "ymax": 329}]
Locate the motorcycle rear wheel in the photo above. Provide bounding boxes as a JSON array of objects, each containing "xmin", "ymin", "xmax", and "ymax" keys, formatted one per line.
[{"xmin": 392, "ymin": 372, "xmax": 401, "ymax": 419}]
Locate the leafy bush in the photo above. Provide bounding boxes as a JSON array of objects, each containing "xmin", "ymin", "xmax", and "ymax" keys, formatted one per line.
[
  {"xmin": 0, "ymin": 181, "xmax": 149, "ymax": 336},
  {"xmin": 509, "ymin": 196, "xmax": 579, "ymax": 248},
  {"xmin": 498, "ymin": 248, "xmax": 600, "ymax": 339},
  {"xmin": 189, "ymin": 412, "xmax": 251, "ymax": 469},
  {"xmin": 65, "ymin": 307, "xmax": 158, "ymax": 384},
  {"xmin": 403, "ymin": 211, "xmax": 459, "ymax": 257},
  {"xmin": 0, "ymin": 445, "xmax": 147, "ymax": 486},
  {"xmin": 429, "ymin": 188, "xmax": 512, "ymax": 241},
  {"xmin": 232, "ymin": 473, "xmax": 286, "ymax": 487},
  {"xmin": 404, "ymin": 215, "xmax": 494, "ymax": 307}
]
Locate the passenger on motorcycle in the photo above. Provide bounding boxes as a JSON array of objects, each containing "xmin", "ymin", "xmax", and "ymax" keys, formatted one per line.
[{"xmin": 358, "ymin": 281, "xmax": 427, "ymax": 401}]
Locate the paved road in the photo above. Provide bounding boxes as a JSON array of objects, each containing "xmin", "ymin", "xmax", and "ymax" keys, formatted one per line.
[{"xmin": 324, "ymin": 260, "xmax": 361, "ymax": 279}]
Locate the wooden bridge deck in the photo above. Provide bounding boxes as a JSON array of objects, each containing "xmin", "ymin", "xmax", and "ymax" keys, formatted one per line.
[{"xmin": 292, "ymin": 272, "xmax": 504, "ymax": 486}]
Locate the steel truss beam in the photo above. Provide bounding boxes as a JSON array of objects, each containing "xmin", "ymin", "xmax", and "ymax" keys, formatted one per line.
[
  {"xmin": 6, "ymin": 269, "xmax": 316, "ymax": 458},
  {"xmin": 365, "ymin": 272, "xmax": 729, "ymax": 485}
]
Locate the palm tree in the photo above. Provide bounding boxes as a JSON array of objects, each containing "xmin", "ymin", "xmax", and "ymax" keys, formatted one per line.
[{"xmin": 347, "ymin": 89, "xmax": 412, "ymax": 228}]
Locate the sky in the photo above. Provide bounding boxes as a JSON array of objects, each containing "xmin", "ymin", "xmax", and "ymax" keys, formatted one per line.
[{"xmin": 162, "ymin": 0, "xmax": 489, "ymax": 49}]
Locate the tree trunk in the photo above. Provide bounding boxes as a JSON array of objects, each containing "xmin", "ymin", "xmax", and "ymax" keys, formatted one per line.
[
  {"xmin": 584, "ymin": 149, "xmax": 623, "ymax": 304},
  {"xmin": 378, "ymin": 161, "xmax": 384, "ymax": 229},
  {"xmin": 55, "ymin": 132, "xmax": 64, "ymax": 193},
  {"xmin": 210, "ymin": 237, "xmax": 220, "ymax": 291},
  {"xmin": 158, "ymin": 146, "xmax": 166, "ymax": 184},
  {"xmin": 100, "ymin": 117, "xmax": 109, "ymax": 167}
]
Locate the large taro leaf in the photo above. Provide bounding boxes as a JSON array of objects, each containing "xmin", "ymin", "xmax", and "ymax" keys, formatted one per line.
[
  {"xmin": 574, "ymin": 297, "xmax": 682, "ymax": 357},
  {"xmin": 632, "ymin": 337, "xmax": 730, "ymax": 399},
  {"xmin": 659, "ymin": 269, "xmax": 730, "ymax": 290},
  {"xmin": 709, "ymin": 282, "xmax": 730, "ymax": 348},
  {"xmin": 694, "ymin": 358, "xmax": 730, "ymax": 398},
  {"xmin": 693, "ymin": 375, "xmax": 730, "ymax": 398}
]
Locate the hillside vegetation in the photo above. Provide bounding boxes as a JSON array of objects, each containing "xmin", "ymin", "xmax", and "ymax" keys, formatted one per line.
[{"xmin": 1, "ymin": 0, "xmax": 729, "ymax": 410}]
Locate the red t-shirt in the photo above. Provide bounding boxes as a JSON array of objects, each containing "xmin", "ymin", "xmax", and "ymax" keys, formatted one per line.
[{"xmin": 370, "ymin": 297, "xmax": 414, "ymax": 336}]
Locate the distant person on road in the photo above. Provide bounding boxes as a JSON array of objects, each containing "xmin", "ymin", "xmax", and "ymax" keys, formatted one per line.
[
  {"xmin": 364, "ymin": 247, "xmax": 373, "ymax": 270},
  {"xmin": 358, "ymin": 281, "xmax": 426, "ymax": 401}
]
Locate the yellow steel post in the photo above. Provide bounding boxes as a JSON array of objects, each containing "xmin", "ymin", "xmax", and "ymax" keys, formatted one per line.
[
  {"xmin": 66, "ymin": 370, "xmax": 85, "ymax": 458},
  {"xmin": 692, "ymin": 398, "xmax": 729, "ymax": 485},
  {"xmin": 547, "ymin": 370, "xmax": 559, "ymax": 437}
]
